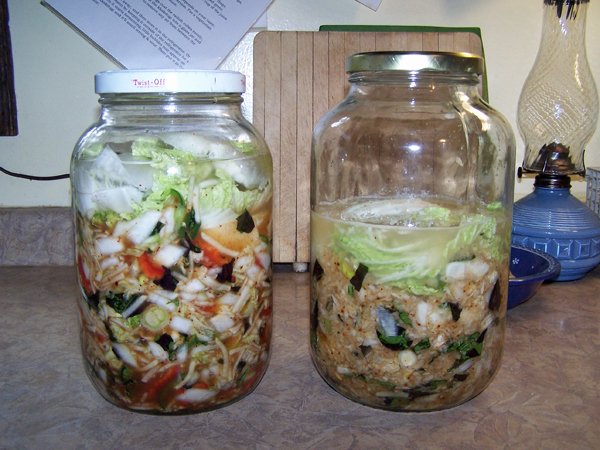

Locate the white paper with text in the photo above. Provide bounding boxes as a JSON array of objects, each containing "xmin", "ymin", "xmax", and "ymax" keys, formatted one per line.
[
  {"xmin": 355, "ymin": 0, "xmax": 382, "ymax": 11},
  {"xmin": 43, "ymin": 0, "xmax": 272, "ymax": 69}
]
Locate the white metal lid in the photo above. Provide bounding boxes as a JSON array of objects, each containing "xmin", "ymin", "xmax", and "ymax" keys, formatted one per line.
[{"xmin": 95, "ymin": 70, "xmax": 246, "ymax": 94}]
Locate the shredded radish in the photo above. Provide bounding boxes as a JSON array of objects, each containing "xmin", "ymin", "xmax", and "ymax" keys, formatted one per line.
[
  {"xmin": 112, "ymin": 343, "xmax": 138, "ymax": 368},
  {"xmin": 176, "ymin": 344, "xmax": 188, "ymax": 362},
  {"xmin": 218, "ymin": 292, "xmax": 239, "ymax": 305},
  {"xmin": 148, "ymin": 341, "xmax": 169, "ymax": 361},
  {"xmin": 95, "ymin": 237, "xmax": 124, "ymax": 254},
  {"xmin": 233, "ymin": 283, "xmax": 254, "ymax": 313},
  {"xmin": 246, "ymin": 264, "xmax": 263, "ymax": 282},
  {"xmin": 126, "ymin": 210, "xmax": 161, "ymax": 245},
  {"xmin": 210, "ymin": 314, "xmax": 235, "ymax": 332},
  {"xmin": 148, "ymin": 291, "xmax": 178, "ymax": 312},
  {"xmin": 171, "ymin": 316, "xmax": 193, "ymax": 334},
  {"xmin": 176, "ymin": 389, "xmax": 216, "ymax": 403},
  {"xmin": 160, "ymin": 207, "xmax": 176, "ymax": 237},
  {"xmin": 180, "ymin": 279, "xmax": 205, "ymax": 293},
  {"xmin": 100, "ymin": 256, "xmax": 120, "ymax": 269},
  {"xmin": 121, "ymin": 295, "xmax": 147, "ymax": 319},
  {"xmin": 154, "ymin": 244, "xmax": 186, "ymax": 268},
  {"xmin": 200, "ymin": 273, "xmax": 230, "ymax": 291}
]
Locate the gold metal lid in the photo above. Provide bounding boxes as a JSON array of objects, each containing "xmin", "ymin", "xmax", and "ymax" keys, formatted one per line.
[{"xmin": 346, "ymin": 51, "xmax": 484, "ymax": 75}]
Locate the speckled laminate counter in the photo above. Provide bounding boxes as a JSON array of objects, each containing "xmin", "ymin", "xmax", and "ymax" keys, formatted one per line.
[{"xmin": 1, "ymin": 265, "xmax": 598, "ymax": 449}]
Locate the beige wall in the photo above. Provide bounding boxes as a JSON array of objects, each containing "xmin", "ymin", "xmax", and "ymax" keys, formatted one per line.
[{"xmin": 2, "ymin": 0, "xmax": 600, "ymax": 207}]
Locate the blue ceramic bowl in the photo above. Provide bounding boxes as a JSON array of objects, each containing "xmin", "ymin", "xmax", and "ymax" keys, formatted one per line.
[{"xmin": 508, "ymin": 245, "xmax": 561, "ymax": 309}]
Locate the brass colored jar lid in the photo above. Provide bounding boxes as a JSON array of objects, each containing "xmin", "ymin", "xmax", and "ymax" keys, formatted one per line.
[{"xmin": 346, "ymin": 51, "xmax": 484, "ymax": 75}]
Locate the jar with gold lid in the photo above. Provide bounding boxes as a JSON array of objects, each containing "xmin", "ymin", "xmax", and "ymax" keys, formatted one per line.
[{"xmin": 310, "ymin": 52, "xmax": 515, "ymax": 411}]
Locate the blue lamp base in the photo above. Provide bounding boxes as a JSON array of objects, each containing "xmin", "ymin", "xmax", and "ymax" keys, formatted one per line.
[{"xmin": 512, "ymin": 175, "xmax": 600, "ymax": 281}]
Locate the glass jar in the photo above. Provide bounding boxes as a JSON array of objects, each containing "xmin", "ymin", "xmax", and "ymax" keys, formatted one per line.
[
  {"xmin": 71, "ymin": 70, "xmax": 273, "ymax": 414},
  {"xmin": 310, "ymin": 52, "xmax": 515, "ymax": 411}
]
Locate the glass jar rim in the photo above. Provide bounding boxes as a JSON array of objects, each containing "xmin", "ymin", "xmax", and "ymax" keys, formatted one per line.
[
  {"xmin": 95, "ymin": 69, "xmax": 246, "ymax": 95},
  {"xmin": 346, "ymin": 51, "xmax": 484, "ymax": 75}
]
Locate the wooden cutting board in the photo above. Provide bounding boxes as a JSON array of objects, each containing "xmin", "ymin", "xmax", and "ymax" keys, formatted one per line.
[{"xmin": 252, "ymin": 30, "xmax": 484, "ymax": 265}]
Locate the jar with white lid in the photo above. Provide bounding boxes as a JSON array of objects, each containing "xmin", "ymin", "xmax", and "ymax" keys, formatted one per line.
[
  {"xmin": 310, "ymin": 52, "xmax": 515, "ymax": 411},
  {"xmin": 71, "ymin": 70, "xmax": 273, "ymax": 414}
]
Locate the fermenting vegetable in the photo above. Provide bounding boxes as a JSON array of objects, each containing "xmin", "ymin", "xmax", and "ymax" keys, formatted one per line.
[
  {"xmin": 310, "ymin": 197, "xmax": 509, "ymax": 411},
  {"xmin": 74, "ymin": 135, "xmax": 272, "ymax": 413}
]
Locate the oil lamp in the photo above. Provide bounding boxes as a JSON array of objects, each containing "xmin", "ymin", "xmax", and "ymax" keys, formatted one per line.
[{"xmin": 512, "ymin": 0, "xmax": 600, "ymax": 281}]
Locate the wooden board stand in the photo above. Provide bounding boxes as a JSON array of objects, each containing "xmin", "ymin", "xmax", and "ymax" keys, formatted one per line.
[{"xmin": 252, "ymin": 30, "xmax": 484, "ymax": 265}]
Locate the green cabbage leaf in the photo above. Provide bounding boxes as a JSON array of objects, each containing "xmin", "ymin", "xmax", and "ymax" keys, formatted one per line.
[{"xmin": 332, "ymin": 203, "xmax": 501, "ymax": 295}]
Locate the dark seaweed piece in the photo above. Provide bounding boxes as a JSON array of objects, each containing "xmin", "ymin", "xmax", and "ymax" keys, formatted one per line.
[
  {"xmin": 217, "ymin": 260, "xmax": 234, "ymax": 283},
  {"xmin": 151, "ymin": 221, "xmax": 165, "ymax": 236},
  {"xmin": 156, "ymin": 268, "xmax": 178, "ymax": 291},
  {"xmin": 349, "ymin": 263, "xmax": 369, "ymax": 291},
  {"xmin": 106, "ymin": 324, "xmax": 117, "ymax": 342},
  {"xmin": 186, "ymin": 209, "xmax": 201, "ymax": 240},
  {"xmin": 359, "ymin": 345, "xmax": 372, "ymax": 357},
  {"xmin": 243, "ymin": 317, "xmax": 251, "ymax": 334},
  {"xmin": 105, "ymin": 292, "xmax": 140, "ymax": 314},
  {"xmin": 312, "ymin": 259, "xmax": 324, "ymax": 281},
  {"xmin": 179, "ymin": 209, "xmax": 201, "ymax": 250},
  {"xmin": 112, "ymin": 343, "xmax": 122, "ymax": 358},
  {"xmin": 447, "ymin": 331, "xmax": 484, "ymax": 364},
  {"xmin": 235, "ymin": 360, "xmax": 250, "ymax": 386},
  {"xmin": 84, "ymin": 291, "xmax": 99, "ymax": 310},
  {"xmin": 477, "ymin": 328, "xmax": 487, "ymax": 344},
  {"xmin": 448, "ymin": 302, "xmax": 462, "ymax": 321},
  {"xmin": 235, "ymin": 361, "xmax": 250, "ymax": 387},
  {"xmin": 236, "ymin": 209, "xmax": 255, "ymax": 233},
  {"xmin": 377, "ymin": 328, "xmax": 412, "ymax": 351},
  {"xmin": 376, "ymin": 306, "xmax": 413, "ymax": 350},
  {"xmin": 187, "ymin": 241, "xmax": 201, "ymax": 253},
  {"xmin": 397, "ymin": 310, "xmax": 412, "ymax": 326},
  {"xmin": 234, "ymin": 181, "xmax": 249, "ymax": 192},
  {"xmin": 310, "ymin": 298, "xmax": 319, "ymax": 332},
  {"xmin": 412, "ymin": 338, "xmax": 431, "ymax": 353},
  {"xmin": 488, "ymin": 280, "xmax": 501, "ymax": 311},
  {"xmin": 454, "ymin": 373, "xmax": 469, "ymax": 382},
  {"xmin": 156, "ymin": 333, "xmax": 174, "ymax": 351},
  {"xmin": 237, "ymin": 360, "xmax": 247, "ymax": 371},
  {"xmin": 466, "ymin": 348, "xmax": 480, "ymax": 358}
]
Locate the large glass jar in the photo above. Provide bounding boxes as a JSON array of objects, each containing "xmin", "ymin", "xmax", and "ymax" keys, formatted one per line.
[
  {"xmin": 310, "ymin": 52, "xmax": 515, "ymax": 411},
  {"xmin": 71, "ymin": 70, "xmax": 273, "ymax": 414}
]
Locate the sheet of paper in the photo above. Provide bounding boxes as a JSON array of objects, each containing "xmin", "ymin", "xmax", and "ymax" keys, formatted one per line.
[
  {"xmin": 42, "ymin": 0, "xmax": 272, "ymax": 69},
  {"xmin": 355, "ymin": 0, "xmax": 382, "ymax": 11}
]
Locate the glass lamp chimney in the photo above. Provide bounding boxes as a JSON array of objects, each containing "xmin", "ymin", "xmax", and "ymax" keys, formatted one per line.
[{"xmin": 517, "ymin": 0, "xmax": 598, "ymax": 176}]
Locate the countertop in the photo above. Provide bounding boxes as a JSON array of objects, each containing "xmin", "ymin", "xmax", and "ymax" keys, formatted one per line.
[{"xmin": 1, "ymin": 265, "xmax": 598, "ymax": 450}]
